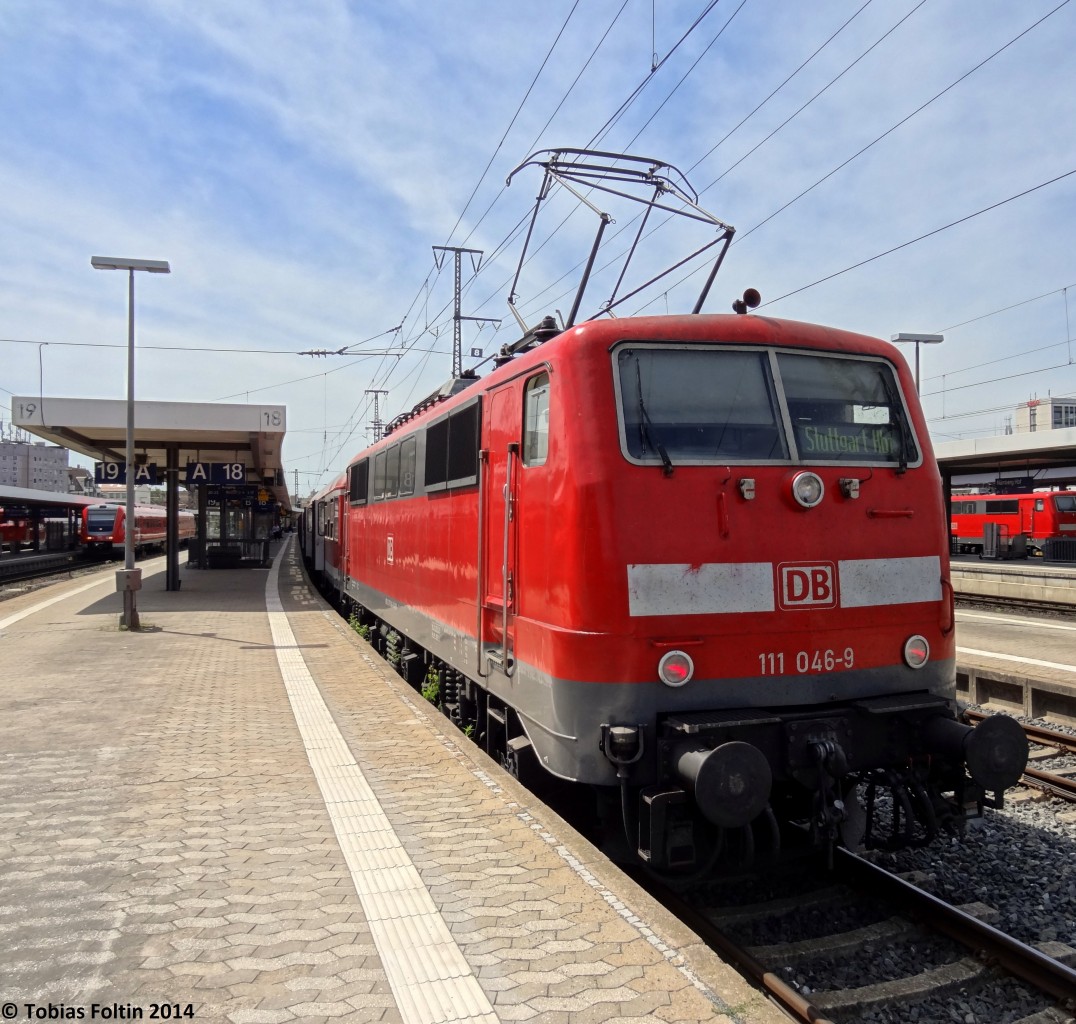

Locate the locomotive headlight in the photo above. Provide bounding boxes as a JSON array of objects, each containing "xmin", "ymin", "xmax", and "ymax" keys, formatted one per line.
[
  {"xmin": 791, "ymin": 471, "xmax": 825, "ymax": 509},
  {"xmin": 903, "ymin": 634, "xmax": 930, "ymax": 669},
  {"xmin": 658, "ymin": 650, "xmax": 694, "ymax": 687}
]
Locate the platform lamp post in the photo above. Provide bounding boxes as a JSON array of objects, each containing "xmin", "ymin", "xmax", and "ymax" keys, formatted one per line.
[
  {"xmin": 890, "ymin": 332, "xmax": 943, "ymax": 394},
  {"xmin": 91, "ymin": 256, "xmax": 171, "ymax": 631}
]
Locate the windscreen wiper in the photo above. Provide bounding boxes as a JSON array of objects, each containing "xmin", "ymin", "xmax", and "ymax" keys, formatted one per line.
[
  {"xmin": 879, "ymin": 370, "xmax": 913, "ymax": 475},
  {"xmin": 636, "ymin": 361, "xmax": 674, "ymax": 476}
]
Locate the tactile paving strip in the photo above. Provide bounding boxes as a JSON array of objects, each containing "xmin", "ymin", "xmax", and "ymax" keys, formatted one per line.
[{"xmin": 264, "ymin": 541, "xmax": 499, "ymax": 1024}]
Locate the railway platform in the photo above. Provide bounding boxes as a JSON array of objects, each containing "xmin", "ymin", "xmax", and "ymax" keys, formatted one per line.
[
  {"xmin": 951, "ymin": 553, "xmax": 1076, "ymax": 609},
  {"xmin": 0, "ymin": 540, "xmax": 784, "ymax": 1024}
]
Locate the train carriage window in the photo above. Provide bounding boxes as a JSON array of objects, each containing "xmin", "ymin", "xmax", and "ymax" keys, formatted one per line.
[
  {"xmin": 399, "ymin": 436, "xmax": 417, "ymax": 496},
  {"xmin": 447, "ymin": 401, "xmax": 479, "ymax": 484},
  {"xmin": 1055, "ymin": 495, "xmax": 1076, "ymax": 512},
  {"xmin": 349, "ymin": 459, "xmax": 369, "ymax": 505},
  {"xmin": 373, "ymin": 451, "xmax": 388, "ymax": 500},
  {"xmin": 425, "ymin": 420, "xmax": 449, "ymax": 489},
  {"xmin": 776, "ymin": 353, "xmax": 919, "ymax": 466},
  {"xmin": 384, "ymin": 444, "xmax": 401, "ymax": 498},
  {"xmin": 617, "ymin": 347, "xmax": 788, "ymax": 463},
  {"xmin": 425, "ymin": 397, "xmax": 481, "ymax": 491},
  {"xmin": 523, "ymin": 373, "xmax": 550, "ymax": 466}
]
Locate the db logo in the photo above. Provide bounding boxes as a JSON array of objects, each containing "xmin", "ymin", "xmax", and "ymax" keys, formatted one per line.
[{"xmin": 778, "ymin": 562, "xmax": 837, "ymax": 609}]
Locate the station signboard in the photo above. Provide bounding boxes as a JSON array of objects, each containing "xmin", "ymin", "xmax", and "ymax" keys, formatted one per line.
[
  {"xmin": 185, "ymin": 462, "xmax": 247, "ymax": 485},
  {"xmin": 95, "ymin": 462, "xmax": 159, "ymax": 485}
]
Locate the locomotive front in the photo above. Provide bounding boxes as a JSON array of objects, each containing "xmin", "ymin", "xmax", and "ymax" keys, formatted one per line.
[{"xmin": 541, "ymin": 314, "xmax": 1027, "ymax": 872}]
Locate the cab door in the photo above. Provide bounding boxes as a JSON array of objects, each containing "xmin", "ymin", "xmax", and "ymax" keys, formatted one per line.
[{"xmin": 481, "ymin": 384, "xmax": 521, "ymax": 675}]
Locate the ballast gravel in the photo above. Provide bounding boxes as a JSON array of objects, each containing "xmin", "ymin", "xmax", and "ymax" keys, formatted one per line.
[
  {"xmin": 691, "ymin": 713, "xmax": 1076, "ymax": 1023},
  {"xmin": 844, "ymin": 712, "xmax": 1076, "ymax": 1022}
]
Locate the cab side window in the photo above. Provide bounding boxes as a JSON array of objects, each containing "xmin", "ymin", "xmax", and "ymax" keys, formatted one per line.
[{"xmin": 523, "ymin": 372, "xmax": 550, "ymax": 467}]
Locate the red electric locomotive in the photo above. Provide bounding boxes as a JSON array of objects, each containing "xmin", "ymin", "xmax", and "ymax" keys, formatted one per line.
[
  {"xmin": 81, "ymin": 503, "xmax": 196, "ymax": 557},
  {"xmin": 0, "ymin": 510, "xmax": 67, "ymax": 552},
  {"xmin": 302, "ymin": 149, "xmax": 1026, "ymax": 873},
  {"xmin": 950, "ymin": 490, "xmax": 1076, "ymax": 555},
  {"xmin": 304, "ymin": 311, "xmax": 1027, "ymax": 873},
  {"xmin": 0, "ymin": 512, "xmax": 38, "ymax": 551}
]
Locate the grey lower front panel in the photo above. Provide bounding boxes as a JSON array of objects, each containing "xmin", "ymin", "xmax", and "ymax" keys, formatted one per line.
[{"xmin": 340, "ymin": 574, "xmax": 957, "ymax": 789}]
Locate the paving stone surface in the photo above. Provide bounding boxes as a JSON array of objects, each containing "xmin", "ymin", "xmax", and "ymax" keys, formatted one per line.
[{"xmin": 0, "ymin": 547, "xmax": 785, "ymax": 1024}]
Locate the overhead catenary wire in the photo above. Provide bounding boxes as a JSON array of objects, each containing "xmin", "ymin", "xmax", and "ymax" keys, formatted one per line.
[
  {"xmin": 311, "ymin": 1, "xmax": 732, "ymax": 481},
  {"xmin": 468, "ymin": 0, "xmax": 888, "ymax": 327},
  {"xmin": 733, "ymin": 0, "xmax": 1073, "ymax": 249},
  {"xmin": 264, "ymin": 1, "xmax": 1076, "ymax": 473},
  {"xmin": 394, "ymin": 0, "xmax": 736, "ymax": 348},
  {"xmin": 587, "ymin": 0, "xmax": 1072, "ymax": 325},
  {"xmin": 761, "ymin": 167, "xmax": 1076, "ymax": 308}
]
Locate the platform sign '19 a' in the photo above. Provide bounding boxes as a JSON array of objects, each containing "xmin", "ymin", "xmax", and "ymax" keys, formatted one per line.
[{"xmin": 95, "ymin": 461, "xmax": 159, "ymax": 485}]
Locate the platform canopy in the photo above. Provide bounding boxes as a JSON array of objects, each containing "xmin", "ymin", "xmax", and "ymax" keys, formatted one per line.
[
  {"xmin": 934, "ymin": 426, "xmax": 1076, "ymax": 488},
  {"xmin": 12, "ymin": 396, "xmax": 290, "ymax": 510}
]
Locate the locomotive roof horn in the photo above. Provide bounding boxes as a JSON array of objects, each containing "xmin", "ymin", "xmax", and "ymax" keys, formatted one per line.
[{"xmin": 732, "ymin": 288, "xmax": 761, "ymax": 315}]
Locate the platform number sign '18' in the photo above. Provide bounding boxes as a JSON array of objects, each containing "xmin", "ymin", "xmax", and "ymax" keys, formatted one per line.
[{"xmin": 185, "ymin": 462, "xmax": 246, "ymax": 485}]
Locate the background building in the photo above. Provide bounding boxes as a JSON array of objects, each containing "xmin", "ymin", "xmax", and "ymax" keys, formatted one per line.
[
  {"xmin": 0, "ymin": 439, "xmax": 69, "ymax": 491},
  {"xmin": 1014, "ymin": 396, "xmax": 1076, "ymax": 433}
]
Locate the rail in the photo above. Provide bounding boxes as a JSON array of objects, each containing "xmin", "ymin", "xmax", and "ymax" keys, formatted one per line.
[{"xmin": 836, "ymin": 849, "xmax": 1076, "ymax": 1005}]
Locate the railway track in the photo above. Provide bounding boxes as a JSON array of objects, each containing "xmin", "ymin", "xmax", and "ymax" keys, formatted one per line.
[
  {"xmin": 635, "ymin": 713, "xmax": 1076, "ymax": 1021},
  {"xmin": 647, "ymin": 850, "xmax": 1076, "ymax": 1023},
  {"xmin": 0, "ymin": 551, "xmax": 108, "ymax": 599},
  {"xmin": 957, "ymin": 594, "xmax": 1076, "ymax": 619}
]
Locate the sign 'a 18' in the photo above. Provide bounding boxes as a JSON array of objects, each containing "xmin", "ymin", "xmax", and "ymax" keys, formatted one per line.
[{"xmin": 185, "ymin": 462, "xmax": 247, "ymax": 485}]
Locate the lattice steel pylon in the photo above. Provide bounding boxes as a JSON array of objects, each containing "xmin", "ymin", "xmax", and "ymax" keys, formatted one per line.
[
  {"xmin": 365, "ymin": 389, "xmax": 388, "ymax": 441},
  {"xmin": 432, "ymin": 245, "xmax": 484, "ymax": 378}
]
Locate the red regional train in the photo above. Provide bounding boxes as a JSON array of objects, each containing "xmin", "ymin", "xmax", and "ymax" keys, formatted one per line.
[
  {"xmin": 300, "ymin": 310, "xmax": 1028, "ymax": 876},
  {"xmin": 80, "ymin": 503, "xmax": 196, "ymax": 557},
  {"xmin": 950, "ymin": 490, "xmax": 1076, "ymax": 555}
]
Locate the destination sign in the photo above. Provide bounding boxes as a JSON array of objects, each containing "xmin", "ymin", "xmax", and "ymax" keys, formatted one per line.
[
  {"xmin": 206, "ymin": 484, "xmax": 258, "ymax": 508},
  {"xmin": 95, "ymin": 462, "xmax": 159, "ymax": 485},
  {"xmin": 797, "ymin": 425, "xmax": 899, "ymax": 457}
]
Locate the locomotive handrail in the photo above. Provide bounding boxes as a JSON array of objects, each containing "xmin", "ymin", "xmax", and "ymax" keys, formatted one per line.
[
  {"xmin": 501, "ymin": 443, "xmax": 518, "ymax": 677},
  {"xmin": 475, "ymin": 449, "xmax": 488, "ymax": 680}
]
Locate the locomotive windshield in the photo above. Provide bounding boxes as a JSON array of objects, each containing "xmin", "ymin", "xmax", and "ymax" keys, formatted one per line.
[{"xmin": 615, "ymin": 345, "xmax": 919, "ymax": 467}]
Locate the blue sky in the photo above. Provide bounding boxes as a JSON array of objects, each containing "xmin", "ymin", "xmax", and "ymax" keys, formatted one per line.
[{"xmin": 1, "ymin": 0, "xmax": 1074, "ymax": 497}]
